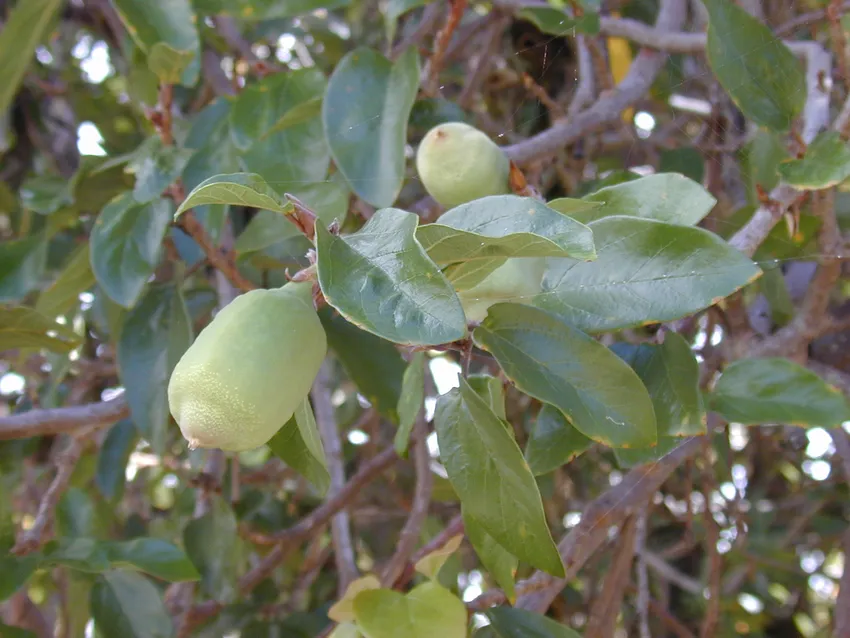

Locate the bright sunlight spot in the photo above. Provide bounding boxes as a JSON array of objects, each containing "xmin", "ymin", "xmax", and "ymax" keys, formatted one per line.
[
  {"xmin": 429, "ymin": 356, "xmax": 461, "ymax": 395},
  {"xmin": 802, "ymin": 459, "xmax": 831, "ymax": 481},
  {"xmin": 634, "ymin": 111, "xmax": 655, "ymax": 138},
  {"xmin": 77, "ymin": 122, "xmax": 107, "ymax": 156},
  {"xmin": 805, "ymin": 428, "xmax": 833, "ymax": 458},
  {"xmin": 347, "ymin": 429, "xmax": 369, "ymax": 445},
  {"xmin": 738, "ymin": 593, "xmax": 764, "ymax": 614},
  {"xmin": 0, "ymin": 372, "xmax": 25, "ymax": 395}
]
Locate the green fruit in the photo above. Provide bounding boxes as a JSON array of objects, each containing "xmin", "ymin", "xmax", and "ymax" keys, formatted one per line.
[
  {"xmin": 167, "ymin": 282, "xmax": 327, "ymax": 452},
  {"xmin": 458, "ymin": 258, "xmax": 546, "ymax": 323},
  {"xmin": 416, "ymin": 122, "xmax": 511, "ymax": 209}
]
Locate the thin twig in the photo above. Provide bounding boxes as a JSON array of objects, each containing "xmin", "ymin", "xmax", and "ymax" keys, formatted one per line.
[
  {"xmin": 699, "ymin": 449, "xmax": 722, "ymax": 638},
  {"xmin": 635, "ymin": 510, "xmax": 652, "ymax": 638},
  {"xmin": 584, "ymin": 516, "xmax": 638, "ymax": 638},
  {"xmin": 423, "ymin": 0, "xmax": 468, "ymax": 95},
  {"xmin": 457, "ymin": 15, "xmax": 509, "ymax": 108},
  {"xmin": 312, "ymin": 360, "xmax": 359, "ymax": 595},
  {"xmin": 381, "ymin": 414, "xmax": 433, "ymax": 586},
  {"xmin": 0, "ymin": 396, "xmax": 129, "ymax": 440}
]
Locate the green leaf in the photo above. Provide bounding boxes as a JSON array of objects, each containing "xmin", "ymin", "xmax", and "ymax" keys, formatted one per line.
[
  {"xmin": 96, "ymin": 420, "xmax": 138, "ymax": 502},
  {"xmin": 195, "ymin": 0, "xmax": 351, "ymax": 20},
  {"xmin": 777, "ymin": 131, "xmax": 850, "ymax": 190},
  {"xmin": 353, "ymin": 581, "xmax": 467, "ymax": 638},
  {"xmin": 127, "ymin": 137, "xmax": 195, "ymax": 203},
  {"xmin": 395, "ymin": 352, "xmax": 426, "ymax": 455},
  {"xmin": 413, "ymin": 534, "xmax": 463, "ymax": 580},
  {"xmin": 105, "ymin": 538, "xmax": 200, "ymax": 582},
  {"xmin": 268, "ymin": 415, "xmax": 332, "ymax": 494},
  {"xmin": 117, "ymin": 285, "xmax": 193, "ymax": 454},
  {"xmin": 44, "ymin": 538, "xmax": 110, "ymax": 573},
  {"xmin": 703, "ymin": 0, "xmax": 805, "ymax": 131},
  {"xmin": 416, "ymin": 196, "xmax": 596, "ymax": 265},
  {"xmin": 385, "ymin": 0, "xmax": 435, "ymax": 40},
  {"xmin": 0, "ymin": 554, "xmax": 40, "ymax": 601},
  {"xmin": 0, "ymin": 0, "xmax": 64, "ymax": 116},
  {"xmin": 329, "ymin": 575, "xmax": 382, "ymax": 623},
  {"xmin": 463, "ymin": 509, "xmax": 517, "ymax": 603},
  {"xmin": 443, "ymin": 257, "xmax": 508, "ymax": 292},
  {"xmin": 90, "ymin": 570, "xmax": 174, "ymax": 638},
  {"xmin": 294, "ymin": 398, "xmax": 331, "ymax": 491},
  {"xmin": 574, "ymin": 173, "xmax": 716, "ymax": 225},
  {"xmin": 485, "ymin": 606, "xmax": 582, "ymax": 638},
  {"xmin": 323, "ymin": 47, "xmax": 420, "ymax": 207},
  {"xmin": 20, "ymin": 175, "xmax": 74, "ymax": 215},
  {"xmin": 711, "ymin": 358, "xmax": 850, "ymax": 427},
  {"xmin": 316, "ymin": 208, "xmax": 466, "ymax": 346},
  {"xmin": 147, "ymin": 43, "xmax": 195, "ymax": 85},
  {"xmin": 35, "ymin": 243, "xmax": 96, "ymax": 320},
  {"xmin": 111, "ymin": 0, "xmax": 200, "ymax": 87},
  {"xmin": 535, "ymin": 216, "xmax": 762, "ymax": 333},
  {"xmin": 175, "ymin": 173, "xmax": 291, "ymax": 218},
  {"xmin": 0, "ymin": 235, "xmax": 47, "ymax": 303},
  {"xmin": 230, "ymin": 70, "xmax": 327, "ymax": 151},
  {"xmin": 183, "ymin": 496, "xmax": 240, "ymax": 601},
  {"xmin": 434, "ymin": 378, "xmax": 564, "ymax": 576},
  {"xmin": 525, "ymin": 404, "xmax": 592, "ymax": 476},
  {"xmin": 90, "ymin": 194, "xmax": 174, "ymax": 308},
  {"xmin": 0, "ymin": 622, "xmax": 36, "ymax": 638},
  {"xmin": 466, "ymin": 373, "xmax": 506, "ymax": 420},
  {"xmin": 742, "ymin": 129, "xmax": 788, "ymax": 203},
  {"xmin": 611, "ymin": 332, "xmax": 705, "ymax": 437},
  {"xmin": 319, "ymin": 309, "xmax": 407, "ymax": 422},
  {"xmin": 473, "ymin": 303, "xmax": 656, "ymax": 449},
  {"xmin": 0, "ymin": 305, "xmax": 81, "ymax": 353},
  {"xmin": 515, "ymin": 7, "xmax": 600, "ymax": 35}
]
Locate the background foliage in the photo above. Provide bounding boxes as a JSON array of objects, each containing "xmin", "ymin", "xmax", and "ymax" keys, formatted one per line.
[{"xmin": 1, "ymin": 0, "xmax": 850, "ymax": 636}]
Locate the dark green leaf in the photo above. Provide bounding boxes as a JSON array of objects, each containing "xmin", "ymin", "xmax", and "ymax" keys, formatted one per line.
[
  {"xmin": 56, "ymin": 489, "xmax": 98, "ymax": 538},
  {"xmin": 111, "ymin": 0, "xmax": 200, "ymax": 87},
  {"xmin": 96, "ymin": 420, "xmax": 138, "ymax": 502},
  {"xmin": 147, "ymin": 43, "xmax": 195, "ymax": 85},
  {"xmin": 395, "ymin": 351, "xmax": 426, "ymax": 455},
  {"xmin": 704, "ymin": 0, "xmax": 805, "ymax": 131},
  {"xmin": 535, "ymin": 216, "xmax": 762, "ymax": 333},
  {"xmin": 105, "ymin": 538, "xmax": 200, "ymax": 582},
  {"xmin": 268, "ymin": 415, "xmax": 331, "ymax": 494},
  {"xmin": 230, "ymin": 70, "xmax": 327, "ymax": 151},
  {"xmin": 0, "ymin": 0, "xmax": 64, "ymax": 116},
  {"xmin": 323, "ymin": 47, "xmax": 420, "ymax": 207},
  {"xmin": 353, "ymin": 581, "xmax": 467, "ymax": 638},
  {"xmin": 613, "ymin": 436, "xmax": 682, "ymax": 468},
  {"xmin": 20, "ymin": 175, "xmax": 74, "ymax": 215},
  {"xmin": 525, "ymin": 404, "xmax": 592, "ymax": 476},
  {"xmin": 577, "ymin": 173, "xmax": 716, "ymax": 225},
  {"xmin": 316, "ymin": 208, "xmax": 466, "ymax": 346},
  {"xmin": 127, "ymin": 137, "xmax": 195, "ymax": 203},
  {"xmin": 44, "ymin": 538, "xmax": 110, "ymax": 573},
  {"xmin": 117, "ymin": 285, "xmax": 193, "ymax": 454},
  {"xmin": 515, "ymin": 7, "xmax": 600, "ymax": 35},
  {"xmin": 293, "ymin": 398, "xmax": 331, "ymax": 494},
  {"xmin": 611, "ymin": 332, "xmax": 705, "ymax": 437},
  {"xmin": 0, "ymin": 235, "xmax": 47, "ymax": 303},
  {"xmin": 742, "ymin": 129, "xmax": 788, "ymax": 203},
  {"xmin": 319, "ymin": 309, "xmax": 407, "ymax": 421},
  {"xmin": 195, "ymin": 0, "xmax": 350, "ymax": 20},
  {"xmin": 486, "ymin": 606, "xmax": 582, "ymax": 638},
  {"xmin": 777, "ymin": 131, "xmax": 850, "ymax": 190},
  {"xmin": 0, "ymin": 622, "xmax": 36, "ymax": 638},
  {"xmin": 385, "ymin": 0, "xmax": 434, "ymax": 40},
  {"xmin": 463, "ymin": 509, "xmax": 517, "ymax": 603},
  {"xmin": 175, "ymin": 173, "xmax": 291, "ymax": 218},
  {"xmin": 90, "ymin": 194, "xmax": 174, "ymax": 308},
  {"xmin": 35, "ymin": 243, "xmax": 96, "ymax": 320},
  {"xmin": 0, "ymin": 554, "xmax": 40, "ymax": 601},
  {"xmin": 416, "ymin": 196, "xmax": 596, "ymax": 265},
  {"xmin": 184, "ymin": 496, "xmax": 240, "ymax": 601},
  {"xmin": 90, "ymin": 570, "xmax": 174, "ymax": 638},
  {"xmin": 434, "ymin": 378, "xmax": 564, "ymax": 576},
  {"xmin": 473, "ymin": 303, "xmax": 656, "ymax": 448},
  {"xmin": 466, "ymin": 373, "xmax": 506, "ymax": 420},
  {"xmin": 711, "ymin": 358, "xmax": 850, "ymax": 427},
  {"xmin": 0, "ymin": 305, "xmax": 81, "ymax": 353},
  {"xmin": 659, "ymin": 148, "xmax": 704, "ymax": 184}
]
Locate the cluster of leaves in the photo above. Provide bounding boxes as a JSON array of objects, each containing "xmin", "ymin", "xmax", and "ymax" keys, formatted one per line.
[{"xmin": 2, "ymin": 0, "xmax": 850, "ymax": 636}]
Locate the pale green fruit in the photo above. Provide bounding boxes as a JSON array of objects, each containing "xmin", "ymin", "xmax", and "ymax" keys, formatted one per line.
[
  {"xmin": 458, "ymin": 258, "xmax": 546, "ymax": 323},
  {"xmin": 416, "ymin": 122, "xmax": 511, "ymax": 209},
  {"xmin": 167, "ymin": 282, "xmax": 327, "ymax": 452}
]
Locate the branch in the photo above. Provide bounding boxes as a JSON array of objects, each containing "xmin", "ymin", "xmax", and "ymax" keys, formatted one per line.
[
  {"xmin": 0, "ymin": 397, "xmax": 129, "ymax": 440},
  {"xmin": 502, "ymin": 0, "xmax": 687, "ymax": 164},
  {"xmin": 394, "ymin": 513, "xmax": 464, "ymax": 588},
  {"xmin": 312, "ymin": 360, "xmax": 359, "ymax": 595},
  {"xmin": 584, "ymin": 516, "xmax": 638, "ymax": 638},
  {"xmin": 381, "ymin": 414, "xmax": 433, "ymax": 586},
  {"xmin": 422, "ymin": 0, "xmax": 468, "ymax": 95}
]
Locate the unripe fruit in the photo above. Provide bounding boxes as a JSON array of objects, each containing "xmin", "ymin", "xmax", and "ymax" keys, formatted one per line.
[
  {"xmin": 458, "ymin": 258, "xmax": 546, "ymax": 323},
  {"xmin": 416, "ymin": 122, "xmax": 511, "ymax": 209},
  {"xmin": 167, "ymin": 282, "xmax": 327, "ymax": 452}
]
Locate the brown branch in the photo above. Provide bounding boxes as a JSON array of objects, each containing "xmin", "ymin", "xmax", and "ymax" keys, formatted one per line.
[
  {"xmin": 423, "ymin": 0, "xmax": 468, "ymax": 95},
  {"xmin": 312, "ymin": 360, "xmax": 359, "ymax": 595},
  {"xmin": 503, "ymin": 0, "xmax": 687, "ymax": 164},
  {"xmin": 12, "ymin": 436, "xmax": 88, "ymax": 554},
  {"xmin": 457, "ymin": 15, "xmax": 509, "ymax": 108},
  {"xmin": 381, "ymin": 414, "xmax": 433, "ymax": 586},
  {"xmin": 391, "ymin": 2, "xmax": 444, "ymax": 60},
  {"xmin": 699, "ymin": 451, "xmax": 722, "ymax": 638},
  {"xmin": 0, "ymin": 397, "xmax": 129, "ymax": 440},
  {"xmin": 776, "ymin": 0, "xmax": 850, "ymax": 38},
  {"xmin": 635, "ymin": 510, "xmax": 652, "ymax": 638},
  {"xmin": 585, "ymin": 516, "xmax": 638, "ymax": 638}
]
